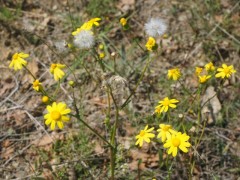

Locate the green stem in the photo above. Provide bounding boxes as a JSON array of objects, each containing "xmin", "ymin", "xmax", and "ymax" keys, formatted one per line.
[
  {"xmin": 121, "ymin": 55, "xmax": 152, "ymax": 109},
  {"xmin": 72, "ymin": 113, "xmax": 113, "ymax": 148},
  {"xmin": 108, "ymin": 86, "xmax": 119, "ymax": 180}
]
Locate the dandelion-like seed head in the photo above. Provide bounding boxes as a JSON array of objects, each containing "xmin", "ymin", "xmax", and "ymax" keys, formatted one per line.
[
  {"xmin": 144, "ymin": 18, "xmax": 167, "ymax": 37},
  {"xmin": 73, "ymin": 30, "xmax": 95, "ymax": 49}
]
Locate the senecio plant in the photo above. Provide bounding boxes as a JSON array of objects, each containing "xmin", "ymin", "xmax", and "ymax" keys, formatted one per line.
[{"xmin": 9, "ymin": 16, "xmax": 236, "ymax": 179}]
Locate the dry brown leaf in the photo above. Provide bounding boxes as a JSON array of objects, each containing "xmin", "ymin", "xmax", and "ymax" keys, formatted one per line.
[
  {"xmin": 201, "ymin": 86, "xmax": 221, "ymax": 124},
  {"xmin": 27, "ymin": 61, "xmax": 39, "ymax": 82}
]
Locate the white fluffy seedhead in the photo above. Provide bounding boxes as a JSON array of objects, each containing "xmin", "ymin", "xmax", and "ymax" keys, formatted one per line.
[
  {"xmin": 73, "ymin": 30, "xmax": 95, "ymax": 49},
  {"xmin": 144, "ymin": 18, "xmax": 167, "ymax": 37}
]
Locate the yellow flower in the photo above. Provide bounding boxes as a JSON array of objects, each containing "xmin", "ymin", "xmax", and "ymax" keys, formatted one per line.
[
  {"xmin": 155, "ymin": 97, "xmax": 179, "ymax": 114},
  {"xmin": 9, "ymin": 52, "xmax": 29, "ymax": 71},
  {"xmin": 163, "ymin": 132, "xmax": 191, "ymax": 157},
  {"xmin": 72, "ymin": 17, "xmax": 101, "ymax": 35},
  {"xmin": 120, "ymin": 18, "xmax": 127, "ymax": 26},
  {"xmin": 50, "ymin": 63, "xmax": 66, "ymax": 81},
  {"xmin": 215, "ymin": 64, "xmax": 236, "ymax": 79},
  {"xmin": 99, "ymin": 53, "xmax": 105, "ymax": 59},
  {"xmin": 68, "ymin": 80, "xmax": 75, "ymax": 87},
  {"xmin": 145, "ymin": 37, "xmax": 157, "ymax": 51},
  {"xmin": 135, "ymin": 125, "xmax": 155, "ymax": 147},
  {"xmin": 44, "ymin": 102, "xmax": 71, "ymax": 130},
  {"xmin": 157, "ymin": 124, "xmax": 177, "ymax": 142},
  {"xmin": 42, "ymin": 96, "xmax": 49, "ymax": 103},
  {"xmin": 205, "ymin": 62, "xmax": 215, "ymax": 72},
  {"xmin": 87, "ymin": 17, "xmax": 101, "ymax": 27},
  {"xmin": 168, "ymin": 68, "xmax": 181, "ymax": 81},
  {"xmin": 32, "ymin": 79, "xmax": 42, "ymax": 92},
  {"xmin": 198, "ymin": 75, "xmax": 211, "ymax": 84},
  {"xmin": 195, "ymin": 67, "xmax": 203, "ymax": 76},
  {"xmin": 98, "ymin": 44, "xmax": 104, "ymax": 50}
]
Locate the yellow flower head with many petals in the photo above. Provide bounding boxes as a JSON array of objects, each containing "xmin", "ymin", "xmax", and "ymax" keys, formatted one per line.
[
  {"xmin": 32, "ymin": 79, "xmax": 42, "ymax": 92},
  {"xmin": 9, "ymin": 52, "xmax": 29, "ymax": 71},
  {"xmin": 198, "ymin": 75, "xmax": 211, "ymax": 84},
  {"xmin": 44, "ymin": 102, "xmax": 71, "ymax": 130},
  {"xmin": 215, "ymin": 64, "xmax": 236, "ymax": 79},
  {"xmin": 155, "ymin": 97, "xmax": 179, "ymax": 114},
  {"xmin": 72, "ymin": 17, "xmax": 101, "ymax": 36},
  {"xmin": 50, "ymin": 63, "xmax": 66, "ymax": 81},
  {"xmin": 157, "ymin": 124, "xmax": 177, "ymax": 142},
  {"xmin": 135, "ymin": 125, "xmax": 155, "ymax": 147},
  {"xmin": 195, "ymin": 67, "xmax": 203, "ymax": 76},
  {"xmin": 205, "ymin": 62, "xmax": 215, "ymax": 72},
  {"xmin": 168, "ymin": 68, "xmax": 181, "ymax": 81},
  {"xmin": 163, "ymin": 132, "xmax": 191, "ymax": 157},
  {"xmin": 145, "ymin": 37, "xmax": 157, "ymax": 51},
  {"xmin": 120, "ymin": 18, "xmax": 127, "ymax": 26}
]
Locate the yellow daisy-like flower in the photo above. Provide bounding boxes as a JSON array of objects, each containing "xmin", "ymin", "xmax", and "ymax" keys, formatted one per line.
[
  {"xmin": 205, "ymin": 62, "xmax": 215, "ymax": 72},
  {"xmin": 50, "ymin": 63, "xmax": 66, "ymax": 81},
  {"xmin": 198, "ymin": 75, "xmax": 211, "ymax": 84},
  {"xmin": 135, "ymin": 125, "xmax": 155, "ymax": 147},
  {"xmin": 157, "ymin": 124, "xmax": 177, "ymax": 142},
  {"xmin": 44, "ymin": 102, "xmax": 71, "ymax": 130},
  {"xmin": 215, "ymin": 64, "xmax": 236, "ymax": 79},
  {"xmin": 120, "ymin": 18, "xmax": 127, "ymax": 26},
  {"xmin": 195, "ymin": 67, "xmax": 203, "ymax": 76},
  {"xmin": 72, "ymin": 17, "xmax": 101, "ymax": 36},
  {"xmin": 99, "ymin": 53, "xmax": 105, "ymax": 59},
  {"xmin": 9, "ymin": 52, "xmax": 29, "ymax": 71},
  {"xmin": 155, "ymin": 97, "xmax": 179, "ymax": 114},
  {"xmin": 163, "ymin": 132, "xmax": 191, "ymax": 157},
  {"xmin": 145, "ymin": 37, "xmax": 157, "ymax": 51},
  {"xmin": 32, "ymin": 79, "xmax": 42, "ymax": 92},
  {"xmin": 168, "ymin": 68, "xmax": 181, "ymax": 81}
]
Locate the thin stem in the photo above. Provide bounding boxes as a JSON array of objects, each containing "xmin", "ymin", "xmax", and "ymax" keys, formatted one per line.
[
  {"xmin": 23, "ymin": 66, "xmax": 36, "ymax": 80},
  {"xmin": 121, "ymin": 55, "xmax": 152, "ymax": 109},
  {"xmin": 108, "ymin": 85, "xmax": 119, "ymax": 180},
  {"xmin": 72, "ymin": 113, "xmax": 113, "ymax": 148}
]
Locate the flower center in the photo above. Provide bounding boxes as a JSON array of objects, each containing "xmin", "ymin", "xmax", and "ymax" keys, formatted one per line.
[
  {"xmin": 163, "ymin": 99, "xmax": 170, "ymax": 106},
  {"xmin": 162, "ymin": 125, "xmax": 171, "ymax": 131},
  {"xmin": 51, "ymin": 64, "xmax": 57, "ymax": 70},
  {"xmin": 33, "ymin": 80, "xmax": 40, "ymax": 87},
  {"xmin": 172, "ymin": 137, "xmax": 180, "ymax": 147},
  {"xmin": 51, "ymin": 111, "xmax": 61, "ymax": 121},
  {"xmin": 13, "ymin": 53, "xmax": 19, "ymax": 60},
  {"xmin": 139, "ymin": 130, "xmax": 146, "ymax": 137},
  {"xmin": 224, "ymin": 67, "xmax": 230, "ymax": 75}
]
